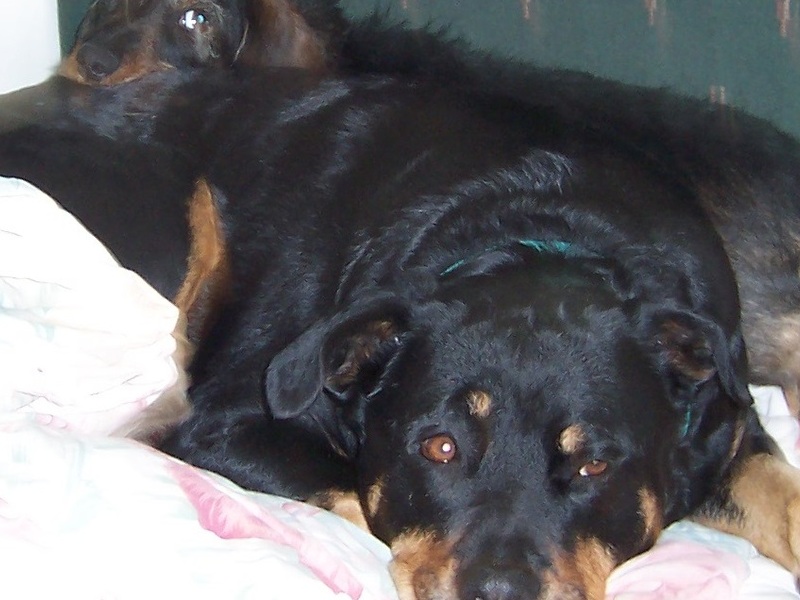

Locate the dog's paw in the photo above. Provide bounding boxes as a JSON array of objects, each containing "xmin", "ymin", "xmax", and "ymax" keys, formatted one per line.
[{"xmin": 696, "ymin": 453, "xmax": 800, "ymax": 574}]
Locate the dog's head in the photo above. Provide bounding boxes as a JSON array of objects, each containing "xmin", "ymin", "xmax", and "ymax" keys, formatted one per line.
[
  {"xmin": 58, "ymin": 0, "xmax": 345, "ymax": 85},
  {"xmin": 265, "ymin": 250, "xmax": 751, "ymax": 600}
]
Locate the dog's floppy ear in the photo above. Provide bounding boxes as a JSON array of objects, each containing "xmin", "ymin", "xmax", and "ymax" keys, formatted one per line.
[
  {"xmin": 649, "ymin": 309, "xmax": 752, "ymax": 408},
  {"xmin": 240, "ymin": 0, "xmax": 329, "ymax": 71},
  {"xmin": 648, "ymin": 309, "xmax": 754, "ymax": 519},
  {"xmin": 265, "ymin": 299, "xmax": 410, "ymax": 420}
]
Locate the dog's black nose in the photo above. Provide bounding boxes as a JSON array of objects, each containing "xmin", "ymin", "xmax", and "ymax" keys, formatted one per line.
[
  {"xmin": 76, "ymin": 43, "xmax": 121, "ymax": 80},
  {"xmin": 466, "ymin": 567, "xmax": 541, "ymax": 600}
]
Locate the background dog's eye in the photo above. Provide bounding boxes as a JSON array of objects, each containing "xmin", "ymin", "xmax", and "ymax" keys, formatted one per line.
[
  {"xmin": 578, "ymin": 459, "xmax": 608, "ymax": 477},
  {"xmin": 421, "ymin": 434, "xmax": 457, "ymax": 464},
  {"xmin": 179, "ymin": 9, "xmax": 208, "ymax": 31}
]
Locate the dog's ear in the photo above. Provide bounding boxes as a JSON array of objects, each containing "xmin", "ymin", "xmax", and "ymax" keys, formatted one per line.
[
  {"xmin": 648, "ymin": 309, "xmax": 755, "ymax": 519},
  {"xmin": 265, "ymin": 299, "xmax": 410, "ymax": 420},
  {"xmin": 649, "ymin": 309, "xmax": 752, "ymax": 408},
  {"xmin": 240, "ymin": 0, "xmax": 329, "ymax": 71}
]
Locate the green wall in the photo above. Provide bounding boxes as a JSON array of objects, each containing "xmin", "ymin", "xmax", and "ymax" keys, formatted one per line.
[
  {"xmin": 342, "ymin": 0, "xmax": 800, "ymax": 138},
  {"xmin": 58, "ymin": 0, "xmax": 92, "ymax": 55},
  {"xmin": 59, "ymin": 0, "xmax": 800, "ymax": 137}
]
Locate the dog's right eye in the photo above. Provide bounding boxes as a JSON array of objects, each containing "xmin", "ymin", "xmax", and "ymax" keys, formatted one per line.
[
  {"xmin": 578, "ymin": 459, "xmax": 608, "ymax": 477},
  {"xmin": 421, "ymin": 434, "xmax": 458, "ymax": 464},
  {"xmin": 179, "ymin": 9, "xmax": 209, "ymax": 31}
]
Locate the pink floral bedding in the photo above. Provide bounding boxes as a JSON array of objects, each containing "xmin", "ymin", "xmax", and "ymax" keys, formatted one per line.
[{"xmin": 2, "ymin": 176, "xmax": 799, "ymax": 599}]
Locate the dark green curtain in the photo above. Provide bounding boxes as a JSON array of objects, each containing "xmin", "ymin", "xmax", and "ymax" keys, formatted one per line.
[
  {"xmin": 342, "ymin": 0, "xmax": 800, "ymax": 138},
  {"xmin": 58, "ymin": 0, "xmax": 800, "ymax": 137},
  {"xmin": 58, "ymin": 0, "xmax": 93, "ymax": 55}
]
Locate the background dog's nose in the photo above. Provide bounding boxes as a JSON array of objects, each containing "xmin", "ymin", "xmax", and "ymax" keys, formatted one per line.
[
  {"xmin": 467, "ymin": 567, "xmax": 541, "ymax": 600},
  {"xmin": 76, "ymin": 43, "xmax": 121, "ymax": 80}
]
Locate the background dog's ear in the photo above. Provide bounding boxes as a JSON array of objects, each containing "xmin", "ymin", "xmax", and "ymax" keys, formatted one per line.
[
  {"xmin": 649, "ymin": 309, "xmax": 752, "ymax": 408},
  {"xmin": 265, "ymin": 300, "xmax": 410, "ymax": 420},
  {"xmin": 241, "ymin": 0, "xmax": 329, "ymax": 71}
]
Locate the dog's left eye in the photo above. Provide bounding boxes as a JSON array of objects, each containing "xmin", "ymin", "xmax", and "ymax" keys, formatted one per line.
[
  {"xmin": 179, "ymin": 9, "xmax": 208, "ymax": 31},
  {"xmin": 578, "ymin": 459, "xmax": 608, "ymax": 477},
  {"xmin": 421, "ymin": 434, "xmax": 458, "ymax": 464}
]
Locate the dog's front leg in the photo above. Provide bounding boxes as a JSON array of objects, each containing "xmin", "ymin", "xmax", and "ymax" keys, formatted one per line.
[{"xmin": 693, "ymin": 441, "xmax": 800, "ymax": 575}]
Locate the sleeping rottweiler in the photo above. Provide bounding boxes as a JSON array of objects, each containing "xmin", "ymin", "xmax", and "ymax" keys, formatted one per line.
[{"xmin": 104, "ymin": 66, "xmax": 794, "ymax": 599}]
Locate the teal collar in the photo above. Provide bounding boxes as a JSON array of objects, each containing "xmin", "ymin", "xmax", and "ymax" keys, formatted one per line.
[
  {"xmin": 680, "ymin": 405, "xmax": 693, "ymax": 438},
  {"xmin": 440, "ymin": 239, "xmax": 577, "ymax": 277}
]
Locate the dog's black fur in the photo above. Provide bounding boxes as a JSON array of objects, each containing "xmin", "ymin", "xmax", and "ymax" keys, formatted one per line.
[
  {"xmin": 52, "ymin": 0, "xmax": 800, "ymax": 414},
  {"xmin": 0, "ymin": 0, "xmax": 349, "ymax": 301},
  {"xmin": 0, "ymin": 79, "xmax": 194, "ymax": 299},
  {"xmin": 92, "ymin": 66, "xmax": 770, "ymax": 599},
  {"xmin": 340, "ymin": 18, "xmax": 800, "ymax": 412},
  {"xmin": 3, "ymin": 1, "xmax": 800, "ymax": 597}
]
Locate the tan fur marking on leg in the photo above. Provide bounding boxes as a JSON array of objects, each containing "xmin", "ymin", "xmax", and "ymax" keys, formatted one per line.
[
  {"xmin": 174, "ymin": 177, "xmax": 230, "ymax": 343},
  {"xmin": 694, "ymin": 453, "xmax": 800, "ymax": 573},
  {"xmin": 367, "ymin": 477, "xmax": 384, "ymax": 519},
  {"xmin": 638, "ymin": 487, "xmax": 664, "ymax": 544},
  {"xmin": 309, "ymin": 490, "xmax": 370, "ymax": 532}
]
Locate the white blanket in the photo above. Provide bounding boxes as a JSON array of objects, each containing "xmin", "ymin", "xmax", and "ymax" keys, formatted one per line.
[
  {"xmin": 1, "ymin": 176, "xmax": 798, "ymax": 599},
  {"xmin": 0, "ymin": 177, "xmax": 179, "ymax": 434}
]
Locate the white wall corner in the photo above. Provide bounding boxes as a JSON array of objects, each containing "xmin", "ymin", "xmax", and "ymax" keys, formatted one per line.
[{"xmin": 0, "ymin": 0, "xmax": 62, "ymax": 94}]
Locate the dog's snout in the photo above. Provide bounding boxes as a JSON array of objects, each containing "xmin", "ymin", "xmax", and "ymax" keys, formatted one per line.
[
  {"xmin": 465, "ymin": 566, "xmax": 541, "ymax": 600},
  {"xmin": 76, "ymin": 43, "xmax": 121, "ymax": 80}
]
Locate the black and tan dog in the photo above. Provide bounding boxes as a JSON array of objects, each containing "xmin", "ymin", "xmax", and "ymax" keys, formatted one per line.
[
  {"xmin": 4, "ymin": 1, "xmax": 800, "ymax": 597},
  {"xmin": 3, "ymin": 0, "xmax": 344, "ymax": 300},
  {"xmin": 54, "ymin": 0, "xmax": 800, "ymax": 418},
  {"xmin": 0, "ymin": 0, "xmax": 345, "ymax": 439},
  {"xmin": 58, "ymin": 0, "xmax": 345, "ymax": 84},
  {"xmin": 107, "ymin": 67, "xmax": 794, "ymax": 599}
]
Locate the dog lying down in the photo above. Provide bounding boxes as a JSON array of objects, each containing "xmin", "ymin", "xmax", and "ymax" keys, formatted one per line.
[
  {"xmin": 55, "ymin": 0, "xmax": 800, "ymax": 417},
  {"xmin": 39, "ymin": 65, "xmax": 793, "ymax": 600},
  {"xmin": 0, "ymin": 1, "xmax": 797, "ymax": 598}
]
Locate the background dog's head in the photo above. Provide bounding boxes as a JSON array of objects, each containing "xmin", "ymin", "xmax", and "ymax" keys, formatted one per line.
[
  {"xmin": 58, "ymin": 0, "xmax": 345, "ymax": 85},
  {"xmin": 265, "ymin": 251, "xmax": 752, "ymax": 600}
]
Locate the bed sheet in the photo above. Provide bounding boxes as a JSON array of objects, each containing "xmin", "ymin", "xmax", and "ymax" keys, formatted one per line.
[{"xmin": 1, "ymin": 176, "xmax": 799, "ymax": 599}]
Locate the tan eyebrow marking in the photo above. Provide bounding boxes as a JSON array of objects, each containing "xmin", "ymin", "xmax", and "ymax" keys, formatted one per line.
[
  {"xmin": 558, "ymin": 424, "xmax": 587, "ymax": 455},
  {"xmin": 467, "ymin": 390, "xmax": 492, "ymax": 418}
]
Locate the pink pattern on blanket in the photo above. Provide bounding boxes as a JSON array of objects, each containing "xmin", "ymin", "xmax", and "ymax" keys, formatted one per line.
[
  {"xmin": 606, "ymin": 540, "xmax": 748, "ymax": 599},
  {"xmin": 168, "ymin": 462, "xmax": 364, "ymax": 599}
]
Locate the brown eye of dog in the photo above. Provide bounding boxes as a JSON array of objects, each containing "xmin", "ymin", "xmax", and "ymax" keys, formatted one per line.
[
  {"xmin": 421, "ymin": 434, "xmax": 457, "ymax": 464},
  {"xmin": 179, "ymin": 9, "xmax": 208, "ymax": 31},
  {"xmin": 579, "ymin": 459, "xmax": 608, "ymax": 477}
]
